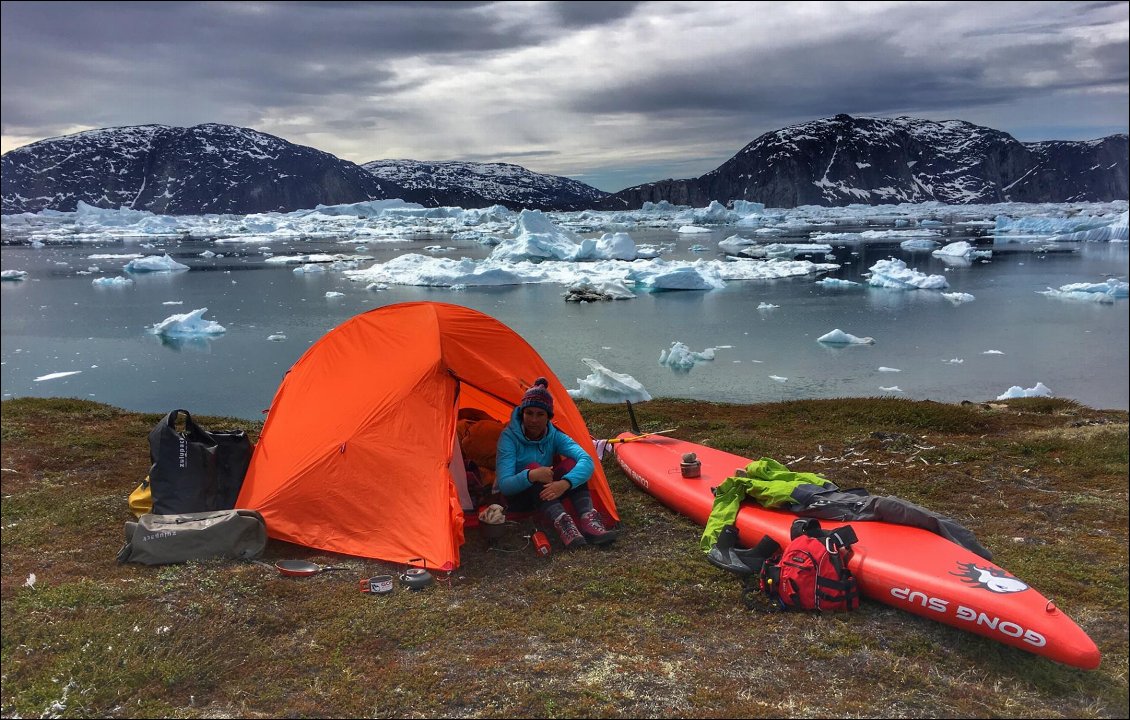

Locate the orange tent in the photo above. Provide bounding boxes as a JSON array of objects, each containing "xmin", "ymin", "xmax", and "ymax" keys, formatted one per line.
[{"xmin": 236, "ymin": 301, "xmax": 618, "ymax": 570}]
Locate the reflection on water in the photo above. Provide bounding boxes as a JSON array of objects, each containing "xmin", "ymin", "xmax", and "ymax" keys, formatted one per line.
[
  {"xmin": 153, "ymin": 334, "xmax": 216, "ymax": 352},
  {"xmin": 936, "ymin": 255, "xmax": 972, "ymax": 268}
]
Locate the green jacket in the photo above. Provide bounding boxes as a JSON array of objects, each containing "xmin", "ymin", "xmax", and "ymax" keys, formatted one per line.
[{"xmin": 700, "ymin": 457, "xmax": 834, "ymax": 551}]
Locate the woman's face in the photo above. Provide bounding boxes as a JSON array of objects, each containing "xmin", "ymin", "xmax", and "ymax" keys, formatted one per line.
[{"xmin": 521, "ymin": 406, "xmax": 549, "ymax": 438}]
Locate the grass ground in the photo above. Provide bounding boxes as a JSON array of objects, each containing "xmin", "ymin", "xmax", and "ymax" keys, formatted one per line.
[{"xmin": 1, "ymin": 396, "xmax": 1127, "ymax": 718}]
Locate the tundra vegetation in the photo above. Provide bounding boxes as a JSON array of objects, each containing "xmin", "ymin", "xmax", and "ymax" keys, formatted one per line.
[{"xmin": 2, "ymin": 396, "xmax": 1127, "ymax": 718}]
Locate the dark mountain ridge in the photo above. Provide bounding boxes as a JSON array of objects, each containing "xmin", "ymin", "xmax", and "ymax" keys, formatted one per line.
[{"xmin": 2, "ymin": 116, "xmax": 1126, "ymax": 215}]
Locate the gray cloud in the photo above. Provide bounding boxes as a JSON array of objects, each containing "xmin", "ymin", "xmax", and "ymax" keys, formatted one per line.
[
  {"xmin": 1093, "ymin": 38, "xmax": 1130, "ymax": 81},
  {"xmin": 2, "ymin": 1, "xmax": 1126, "ymax": 192},
  {"xmin": 572, "ymin": 22, "xmax": 1124, "ymax": 119},
  {"xmin": 1, "ymin": 1, "xmax": 548, "ymax": 130},
  {"xmin": 548, "ymin": 1, "xmax": 644, "ymax": 27},
  {"xmin": 572, "ymin": 31, "xmax": 988, "ymax": 117}
]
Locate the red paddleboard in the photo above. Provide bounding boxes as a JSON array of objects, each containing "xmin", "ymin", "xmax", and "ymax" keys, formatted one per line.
[{"xmin": 614, "ymin": 433, "xmax": 1101, "ymax": 670}]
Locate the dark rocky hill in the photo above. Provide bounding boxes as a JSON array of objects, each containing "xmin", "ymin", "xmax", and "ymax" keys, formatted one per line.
[
  {"xmin": 361, "ymin": 159, "xmax": 608, "ymax": 211},
  {"xmin": 1, "ymin": 124, "xmax": 403, "ymax": 215},
  {"xmin": 599, "ymin": 114, "xmax": 1128, "ymax": 209}
]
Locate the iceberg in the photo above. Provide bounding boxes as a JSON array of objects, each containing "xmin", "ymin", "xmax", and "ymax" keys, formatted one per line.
[
  {"xmin": 562, "ymin": 279, "xmax": 636, "ymax": 301},
  {"xmin": 489, "ymin": 209, "xmax": 585, "ymax": 262},
  {"xmin": 942, "ymin": 292, "xmax": 976, "ymax": 304},
  {"xmin": 569, "ymin": 358, "xmax": 652, "ymax": 403},
  {"xmin": 993, "ymin": 211, "xmax": 1128, "ymax": 243},
  {"xmin": 633, "ymin": 262, "xmax": 725, "ymax": 292},
  {"xmin": 266, "ymin": 253, "xmax": 339, "ymax": 264},
  {"xmin": 932, "ymin": 241, "xmax": 991, "ymax": 260},
  {"xmin": 817, "ymin": 329, "xmax": 875, "ymax": 345},
  {"xmin": 732, "ymin": 200, "xmax": 765, "ymax": 216},
  {"xmin": 996, "ymin": 382, "xmax": 1053, "ymax": 400},
  {"xmin": 92, "ymin": 276, "xmax": 134, "ymax": 287},
  {"xmin": 740, "ymin": 242, "xmax": 833, "ymax": 259},
  {"xmin": 574, "ymin": 232, "xmax": 637, "ymax": 261},
  {"xmin": 901, "ymin": 238, "xmax": 940, "ymax": 251},
  {"xmin": 1039, "ymin": 278, "xmax": 1128, "ymax": 303},
  {"xmin": 680, "ymin": 200, "xmax": 739, "ymax": 225},
  {"xmin": 150, "ymin": 308, "xmax": 226, "ymax": 337},
  {"xmin": 816, "ymin": 277, "xmax": 860, "ymax": 288},
  {"xmin": 659, "ymin": 341, "xmax": 717, "ymax": 372},
  {"xmin": 1049, "ymin": 211, "xmax": 1129, "ymax": 243},
  {"xmin": 718, "ymin": 234, "xmax": 757, "ymax": 254},
  {"xmin": 124, "ymin": 254, "xmax": 189, "ymax": 273},
  {"xmin": 867, "ymin": 258, "xmax": 948, "ymax": 290}
]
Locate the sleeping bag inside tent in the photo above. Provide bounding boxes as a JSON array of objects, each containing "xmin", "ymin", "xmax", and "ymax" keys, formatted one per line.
[{"xmin": 236, "ymin": 301, "xmax": 618, "ymax": 570}]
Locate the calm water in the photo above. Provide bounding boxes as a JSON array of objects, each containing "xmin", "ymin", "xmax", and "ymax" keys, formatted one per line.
[{"xmin": 2, "ymin": 224, "xmax": 1127, "ymax": 420}]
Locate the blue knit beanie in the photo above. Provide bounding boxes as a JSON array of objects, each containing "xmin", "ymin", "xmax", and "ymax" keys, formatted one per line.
[{"xmin": 518, "ymin": 377, "xmax": 554, "ymax": 417}]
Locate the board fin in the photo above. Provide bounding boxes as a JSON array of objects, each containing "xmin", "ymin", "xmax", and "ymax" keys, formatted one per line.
[{"xmin": 626, "ymin": 400, "xmax": 642, "ymax": 435}]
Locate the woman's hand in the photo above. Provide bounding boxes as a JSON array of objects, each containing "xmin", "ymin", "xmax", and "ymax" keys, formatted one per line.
[
  {"xmin": 539, "ymin": 479, "xmax": 570, "ymax": 501},
  {"xmin": 528, "ymin": 466, "xmax": 554, "ymax": 485}
]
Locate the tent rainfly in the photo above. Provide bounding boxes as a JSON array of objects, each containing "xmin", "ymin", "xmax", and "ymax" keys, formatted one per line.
[{"xmin": 236, "ymin": 301, "xmax": 618, "ymax": 570}]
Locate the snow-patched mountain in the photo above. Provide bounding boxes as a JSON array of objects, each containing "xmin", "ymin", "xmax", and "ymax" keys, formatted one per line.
[
  {"xmin": 4, "ymin": 116, "xmax": 1125, "ymax": 215},
  {"xmin": 600, "ymin": 114, "xmax": 1128, "ymax": 209},
  {"xmin": 1, "ymin": 124, "xmax": 402, "ymax": 215},
  {"xmin": 361, "ymin": 159, "xmax": 608, "ymax": 211}
]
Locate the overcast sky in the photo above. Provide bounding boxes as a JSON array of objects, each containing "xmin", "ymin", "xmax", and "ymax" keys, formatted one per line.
[{"xmin": 2, "ymin": 1, "xmax": 1127, "ymax": 192}]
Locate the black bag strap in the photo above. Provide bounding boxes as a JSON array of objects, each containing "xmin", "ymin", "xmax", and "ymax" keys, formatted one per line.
[
  {"xmin": 825, "ymin": 525, "xmax": 858, "ymax": 548},
  {"xmin": 812, "ymin": 526, "xmax": 857, "ymax": 580},
  {"xmin": 166, "ymin": 409, "xmax": 216, "ymax": 445},
  {"xmin": 792, "ymin": 517, "xmax": 858, "ymax": 551},
  {"xmin": 790, "ymin": 517, "xmax": 821, "ymax": 539},
  {"xmin": 152, "ymin": 409, "xmax": 209, "ymax": 453}
]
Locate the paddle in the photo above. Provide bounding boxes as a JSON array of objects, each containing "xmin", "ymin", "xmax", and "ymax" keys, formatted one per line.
[
  {"xmin": 592, "ymin": 429, "xmax": 676, "ymax": 459},
  {"xmin": 606, "ymin": 428, "xmax": 677, "ymax": 445}
]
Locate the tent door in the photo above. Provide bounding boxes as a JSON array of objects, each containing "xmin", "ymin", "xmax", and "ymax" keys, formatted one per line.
[{"xmin": 450, "ymin": 434, "xmax": 474, "ymax": 512}]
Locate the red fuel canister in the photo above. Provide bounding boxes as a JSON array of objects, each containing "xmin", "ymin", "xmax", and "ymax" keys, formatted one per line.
[{"xmin": 532, "ymin": 530, "xmax": 551, "ymax": 557}]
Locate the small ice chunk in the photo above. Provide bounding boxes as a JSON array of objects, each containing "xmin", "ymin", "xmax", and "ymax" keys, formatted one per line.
[{"xmin": 817, "ymin": 329, "xmax": 874, "ymax": 345}]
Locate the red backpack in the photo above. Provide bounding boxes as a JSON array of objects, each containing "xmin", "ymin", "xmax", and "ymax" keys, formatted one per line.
[{"xmin": 756, "ymin": 519, "xmax": 860, "ymax": 612}]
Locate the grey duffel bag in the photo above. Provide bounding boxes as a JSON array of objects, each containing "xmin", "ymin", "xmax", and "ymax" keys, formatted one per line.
[{"xmin": 117, "ymin": 509, "xmax": 267, "ymax": 565}]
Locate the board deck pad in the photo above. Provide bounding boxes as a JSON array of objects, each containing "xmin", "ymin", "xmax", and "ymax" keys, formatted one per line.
[{"xmin": 613, "ymin": 433, "xmax": 1100, "ymax": 669}]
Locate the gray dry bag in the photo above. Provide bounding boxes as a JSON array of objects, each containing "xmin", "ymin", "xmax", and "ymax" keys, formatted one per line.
[{"xmin": 117, "ymin": 509, "xmax": 267, "ymax": 565}]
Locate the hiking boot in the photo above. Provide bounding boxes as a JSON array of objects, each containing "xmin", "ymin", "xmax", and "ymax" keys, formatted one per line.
[
  {"xmin": 578, "ymin": 510, "xmax": 620, "ymax": 545},
  {"xmin": 553, "ymin": 512, "xmax": 587, "ymax": 550}
]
